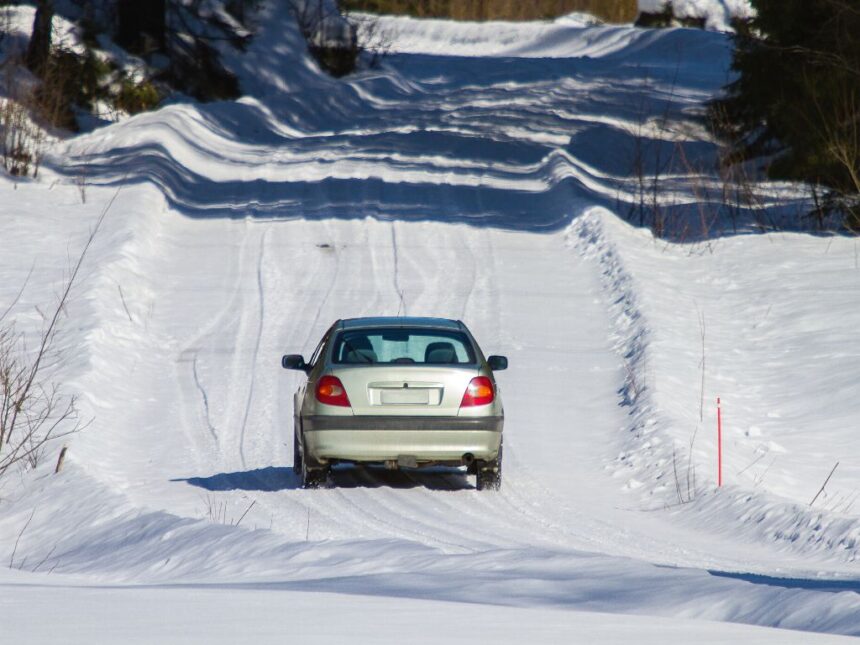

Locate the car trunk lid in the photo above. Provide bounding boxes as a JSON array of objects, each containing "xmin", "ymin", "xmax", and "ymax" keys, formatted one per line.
[{"xmin": 332, "ymin": 366, "xmax": 477, "ymax": 416}]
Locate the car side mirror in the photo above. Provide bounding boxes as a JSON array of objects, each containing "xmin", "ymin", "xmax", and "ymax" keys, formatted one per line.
[
  {"xmin": 487, "ymin": 355, "xmax": 508, "ymax": 371},
  {"xmin": 282, "ymin": 354, "xmax": 308, "ymax": 372}
]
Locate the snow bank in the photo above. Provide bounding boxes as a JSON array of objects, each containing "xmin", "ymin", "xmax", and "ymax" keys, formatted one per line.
[
  {"xmin": 368, "ymin": 11, "xmax": 729, "ymax": 58},
  {"xmin": 638, "ymin": 0, "xmax": 755, "ymax": 31},
  {"xmin": 3, "ymin": 566, "xmax": 855, "ymax": 644},
  {"xmin": 573, "ymin": 208, "xmax": 860, "ymax": 562}
]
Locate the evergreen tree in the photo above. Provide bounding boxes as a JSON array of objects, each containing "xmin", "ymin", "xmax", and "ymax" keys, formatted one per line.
[
  {"xmin": 713, "ymin": 0, "xmax": 860, "ymax": 223},
  {"xmin": 117, "ymin": 0, "xmax": 167, "ymax": 54}
]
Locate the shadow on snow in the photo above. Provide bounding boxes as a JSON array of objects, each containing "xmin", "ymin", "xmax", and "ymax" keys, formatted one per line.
[
  {"xmin": 708, "ymin": 570, "xmax": 860, "ymax": 594},
  {"xmin": 173, "ymin": 464, "xmax": 473, "ymax": 492},
  {"xmin": 45, "ymin": 30, "xmax": 830, "ymax": 238}
]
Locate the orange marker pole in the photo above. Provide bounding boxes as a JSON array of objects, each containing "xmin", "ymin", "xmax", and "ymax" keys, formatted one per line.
[{"xmin": 717, "ymin": 397, "xmax": 723, "ymax": 487}]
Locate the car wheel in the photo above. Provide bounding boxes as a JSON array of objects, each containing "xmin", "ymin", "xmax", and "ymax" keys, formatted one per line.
[
  {"xmin": 293, "ymin": 428, "xmax": 303, "ymax": 475},
  {"xmin": 295, "ymin": 425, "xmax": 328, "ymax": 488},
  {"xmin": 302, "ymin": 462, "xmax": 329, "ymax": 489},
  {"xmin": 476, "ymin": 443, "xmax": 503, "ymax": 491}
]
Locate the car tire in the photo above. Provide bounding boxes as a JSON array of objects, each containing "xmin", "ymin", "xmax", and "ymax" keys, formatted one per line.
[
  {"xmin": 293, "ymin": 428, "xmax": 303, "ymax": 475},
  {"xmin": 302, "ymin": 462, "xmax": 329, "ymax": 489},
  {"xmin": 295, "ymin": 425, "xmax": 329, "ymax": 488},
  {"xmin": 302, "ymin": 453, "xmax": 330, "ymax": 490},
  {"xmin": 476, "ymin": 442, "xmax": 502, "ymax": 491}
]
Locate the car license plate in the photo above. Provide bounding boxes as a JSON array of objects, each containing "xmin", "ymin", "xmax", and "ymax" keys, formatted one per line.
[{"xmin": 380, "ymin": 389, "xmax": 430, "ymax": 405}]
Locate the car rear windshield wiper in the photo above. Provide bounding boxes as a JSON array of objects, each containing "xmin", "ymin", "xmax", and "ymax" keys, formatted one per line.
[{"xmin": 342, "ymin": 339, "xmax": 374, "ymax": 363}]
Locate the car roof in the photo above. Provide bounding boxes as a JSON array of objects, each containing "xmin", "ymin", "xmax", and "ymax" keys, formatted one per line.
[{"xmin": 337, "ymin": 317, "xmax": 464, "ymax": 331}]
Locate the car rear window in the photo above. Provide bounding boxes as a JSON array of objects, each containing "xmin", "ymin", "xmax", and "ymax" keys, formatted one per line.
[{"xmin": 332, "ymin": 328, "xmax": 477, "ymax": 365}]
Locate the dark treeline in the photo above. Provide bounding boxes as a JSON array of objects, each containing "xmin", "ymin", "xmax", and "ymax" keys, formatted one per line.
[
  {"xmin": 340, "ymin": 0, "xmax": 637, "ymax": 23},
  {"xmin": 14, "ymin": 0, "xmax": 251, "ymax": 129},
  {"xmin": 712, "ymin": 0, "xmax": 860, "ymax": 227}
]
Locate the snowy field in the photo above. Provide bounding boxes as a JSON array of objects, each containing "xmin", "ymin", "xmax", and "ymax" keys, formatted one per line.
[{"xmin": 1, "ymin": 5, "xmax": 859, "ymax": 642}]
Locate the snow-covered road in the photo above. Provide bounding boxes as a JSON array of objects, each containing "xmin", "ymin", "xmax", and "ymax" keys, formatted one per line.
[{"xmin": 1, "ymin": 6, "xmax": 858, "ymax": 642}]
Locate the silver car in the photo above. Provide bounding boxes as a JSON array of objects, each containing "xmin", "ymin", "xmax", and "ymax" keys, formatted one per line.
[{"xmin": 282, "ymin": 317, "xmax": 507, "ymax": 490}]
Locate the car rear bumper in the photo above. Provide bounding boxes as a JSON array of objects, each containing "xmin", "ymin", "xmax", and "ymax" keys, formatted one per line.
[{"xmin": 302, "ymin": 415, "xmax": 503, "ymax": 464}]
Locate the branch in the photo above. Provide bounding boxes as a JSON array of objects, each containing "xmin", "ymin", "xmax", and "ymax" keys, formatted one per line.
[{"xmin": 810, "ymin": 462, "xmax": 840, "ymax": 506}]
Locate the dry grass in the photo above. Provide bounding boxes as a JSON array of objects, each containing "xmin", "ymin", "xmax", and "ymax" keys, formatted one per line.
[
  {"xmin": 0, "ymin": 97, "xmax": 44, "ymax": 177},
  {"xmin": 341, "ymin": 0, "xmax": 637, "ymax": 23}
]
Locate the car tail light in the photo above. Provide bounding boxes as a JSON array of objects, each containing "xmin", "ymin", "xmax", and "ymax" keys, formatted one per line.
[
  {"xmin": 316, "ymin": 375, "xmax": 351, "ymax": 407},
  {"xmin": 460, "ymin": 376, "xmax": 495, "ymax": 407}
]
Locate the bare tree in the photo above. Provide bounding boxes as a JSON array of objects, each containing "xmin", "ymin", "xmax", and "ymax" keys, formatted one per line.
[
  {"xmin": 817, "ymin": 88, "xmax": 860, "ymax": 196},
  {"xmin": 0, "ymin": 96, "xmax": 45, "ymax": 178}
]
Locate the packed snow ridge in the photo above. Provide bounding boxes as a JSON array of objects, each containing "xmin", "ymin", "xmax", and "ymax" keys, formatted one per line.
[
  {"xmin": 638, "ymin": 0, "xmax": 754, "ymax": 30},
  {"xmin": 0, "ymin": 3, "xmax": 858, "ymax": 643}
]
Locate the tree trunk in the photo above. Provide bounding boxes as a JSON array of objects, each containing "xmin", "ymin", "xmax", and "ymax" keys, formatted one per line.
[
  {"xmin": 25, "ymin": 0, "xmax": 54, "ymax": 76},
  {"xmin": 117, "ymin": 0, "xmax": 166, "ymax": 54}
]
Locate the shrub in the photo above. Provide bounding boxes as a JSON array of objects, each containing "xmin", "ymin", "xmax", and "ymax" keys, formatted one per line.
[
  {"xmin": 0, "ymin": 98, "xmax": 44, "ymax": 177},
  {"xmin": 114, "ymin": 78, "xmax": 161, "ymax": 115},
  {"xmin": 33, "ymin": 46, "xmax": 113, "ymax": 130}
]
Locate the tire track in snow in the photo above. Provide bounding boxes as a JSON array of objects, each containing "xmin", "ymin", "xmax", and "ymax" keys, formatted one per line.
[
  {"xmin": 292, "ymin": 225, "xmax": 550, "ymax": 552},
  {"xmin": 468, "ymin": 227, "xmax": 674, "ymax": 556},
  {"xmin": 391, "ymin": 222, "xmax": 407, "ymax": 316},
  {"xmin": 168, "ymin": 223, "xmax": 627, "ymax": 557},
  {"xmin": 260, "ymin": 224, "xmax": 487, "ymax": 547},
  {"xmin": 403, "ymin": 229, "xmax": 597, "ymax": 552},
  {"xmin": 192, "ymin": 354, "xmax": 218, "ymax": 441},
  {"xmin": 326, "ymin": 485, "xmax": 482, "ymax": 553},
  {"xmin": 301, "ymin": 220, "xmax": 342, "ymax": 349},
  {"xmin": 251, "ymin": 222, "xmax": 403, "ymax": 533},
  {"xmin": 238, "ymin": 225, "xmax": 271, "ymax": 468},
  {"xmin": 457, "ymin": 232, "xmax": 477, "ymax": 322},
  {"xmin": 233, "ymin": 223, "xmax": 351, "ymax": 533},
  {"xmin": 174, "ymin": 221, "xmax": 257, "ymax": 464},
  {"xmin": 437, "ymin": 229, "xmax": 624, "ymax": 551}
]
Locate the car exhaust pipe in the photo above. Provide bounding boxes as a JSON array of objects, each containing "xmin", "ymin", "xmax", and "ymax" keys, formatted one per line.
[{"xmin": 461, "ymin": 453, "xmax": 475, "ymax": 466}]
